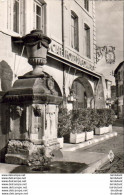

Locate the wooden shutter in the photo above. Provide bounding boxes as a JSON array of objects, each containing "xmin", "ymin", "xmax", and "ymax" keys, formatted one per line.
[
  {"xmin": 74, "ymin": 16, "xmax": 79, "ymax": 51},
  {"xmin": 87, "ymin": 27, "xmax": 90, "ymax": 58},
  {"xmin": 33, "ymin": 2, "xmax": 36, "ymax": 29},
  {"xmin": 42, "ymin": 3, "xmax": 46, "ymax": 34},
  {"xmin": 20, "ymin": 0, "xmax": 25, "ymax": 35},
  {"xmin": 7, "ymin": 0, "xmax": 12, "ymax": 30}
]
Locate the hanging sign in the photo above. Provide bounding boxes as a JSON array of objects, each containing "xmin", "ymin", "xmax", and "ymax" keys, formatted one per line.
[{"xmin": 96, "ymin": 46, "xmax": 115, "ymax": 64}]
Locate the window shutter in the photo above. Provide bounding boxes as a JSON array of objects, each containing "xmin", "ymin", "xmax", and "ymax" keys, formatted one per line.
[
  {"xmin": 20, "ymin": 0, "xmax": 25, "ymax": 35},
  {"xmin": 74, "ymin": 17, "xmax": 79, "ymax": 51},
  {"xmin": 7, "ymin": 0, "xmax": 12, "ymax": 30},
  {"xmin": 87, "ymin": 28, "xmax": 90, "ymax": 58},
  {"xmin": 84, "ymin": 24, "xmax": 90, "ymax": 58},
  {"xmin": 33, "ymin": 2, "xmax": 36, "ymax": 29},
  {"xmin": 42, "ymin": 4, "xmax": 46, "ymax": 34}
]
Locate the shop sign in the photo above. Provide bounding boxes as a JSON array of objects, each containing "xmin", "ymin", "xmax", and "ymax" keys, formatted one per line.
[{"xmin": 49, "ymin": 41, "xmax": 95, "ymax": 71}]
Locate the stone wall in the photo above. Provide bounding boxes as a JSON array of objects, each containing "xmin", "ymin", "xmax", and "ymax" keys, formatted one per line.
[{"xmin": 0, "ymin": 102, "xmax": 9, "ymax": 162}]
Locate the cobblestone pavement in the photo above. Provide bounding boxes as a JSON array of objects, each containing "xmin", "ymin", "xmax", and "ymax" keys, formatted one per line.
[{"xmin": 79, "ymin": 126, "xmax": 124, "ymax": 173}]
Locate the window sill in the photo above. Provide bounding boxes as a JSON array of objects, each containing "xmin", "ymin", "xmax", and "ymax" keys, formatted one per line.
[{"xmin": 0, "ymin": 28, "xmax": 22, "ymax": 38}]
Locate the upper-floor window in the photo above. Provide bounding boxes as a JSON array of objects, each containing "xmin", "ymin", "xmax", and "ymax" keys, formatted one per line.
[
  {"xmin": 6, "ymin": 0, "xmax": 25, "ymax": 35},
  {"xmin": 84, "ymin": 0, "xmax": 89, "ymax": 11},
  {"xmin": 71, "ymin": 11, "xmax": 79, "ymax": 51},
  {"xmin": 33, "ymin": 1, "xmax": 46, "ymax": 32},
  {"xmin": 84, "ymin": 24, "xmax": 90, "ymax": 58},
  {"xmin": 3, "ymin": 0, "xmax": 46, "ymax": 35}
]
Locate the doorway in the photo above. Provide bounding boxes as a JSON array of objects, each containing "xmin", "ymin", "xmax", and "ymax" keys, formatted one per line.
[{"xmin": 71, "ymin": 77, "xmax": 94, "ymax": 109}]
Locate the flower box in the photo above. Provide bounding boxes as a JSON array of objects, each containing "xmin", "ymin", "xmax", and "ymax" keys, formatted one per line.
[
  {"xmin": 57, "ymin": 137, "xmax": 64, "ymax": 149},
  {"xmin": 85, "ymin": 131, "xmax": 94, "ymax": 141},
  {"xmin": 95, "ymin": 127, "xmax": 107, "ymax": 135},
  {"xmin": 109, "ymin": 124, "xmax": 113, "ymax": 132},
  {"xmin": 95, "ymin": 125, "xmax": 112, "ymax": 135},
  {"xmin": 70, "ymin": 132, "xmax": 85, "ymax": 144},
  {"xmin": 104, "ymin": 126, "xmax": 110, "ymax": 134}
]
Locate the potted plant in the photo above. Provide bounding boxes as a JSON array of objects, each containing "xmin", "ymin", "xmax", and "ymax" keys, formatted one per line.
[
  {"xmin": 104, "ymin": 108, "xmax": 115, "ymax": 132},
  {"xmin": 70, "ymin": 109, "xmax": 95, "ymax": 143},
  {"xmin": 58, "ymin": 107, "xmax": 71, "ymax": 148},
  {"xmin": 84, "ymin": 109, "xmax": 97, "ymax": 141},
  {"xmin": 70, "ymin": 109, "xmax": 85, "ymax": 143},
  {"xmin": 95, "ymin": 109, "xmax": 115, "ymax": 135}
]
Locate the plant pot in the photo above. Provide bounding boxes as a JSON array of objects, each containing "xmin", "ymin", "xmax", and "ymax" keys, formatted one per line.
[
  {"xmin": 109, "ymin": 124, "xmax": 113, "ymax": 132},
  {"xmin": 95, "ymin": 126, "xmax": 107, "ymax": 135},
  {"xmin": 85, "ymin": 131, "xmax": 94, "ymax": 141},
  {"xmin": 57, "ymin": 137, "xmax": 64, "ymax": 149},
  {"xmin": 70, "ymin": 132, "xmax": 85, "ymax": 144},
  {"xmin": 95, "ymin": 125, "xmax": 113, "ymax": 135},
  {"xmin": 104, "ymin": 126, "xmax": 110, "ymax": 134}
]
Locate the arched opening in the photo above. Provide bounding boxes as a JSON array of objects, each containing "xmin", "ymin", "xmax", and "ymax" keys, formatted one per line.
[{"xmin": 71, "ymin": 77, "xmax": 94, "ymax": 109}]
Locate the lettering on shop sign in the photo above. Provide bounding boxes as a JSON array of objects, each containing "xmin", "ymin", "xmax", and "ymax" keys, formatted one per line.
[{"xmin": 49, "ymin": 42, "xmax": 95, "ymax": 71}]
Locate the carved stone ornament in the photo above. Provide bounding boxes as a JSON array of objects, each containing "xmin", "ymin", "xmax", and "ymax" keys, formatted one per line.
[
  {"xmin": 33, "ymin": 104, "xmax": 42, "ymax": 117},
  {"xmin": 10, "ymin": 105, "xmax": 24, "ymax": 117},
  {"xmin": 22, "ymin": 30, "xmax": 51, "ymax": 66},
  {"xmin": 46, "ymin": 77, "xmax": 55, "ymax": 94}
]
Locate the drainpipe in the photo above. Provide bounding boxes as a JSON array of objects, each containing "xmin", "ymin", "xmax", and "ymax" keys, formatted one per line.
[
  {"xmin": 62, "ymin": 0, "xmax": 66, "ymax": 106},
  {"xmin": 62, "ymin": 0, "xmax": 65, "ymax": 56}
]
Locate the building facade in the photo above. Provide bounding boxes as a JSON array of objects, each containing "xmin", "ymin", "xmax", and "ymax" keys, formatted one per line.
[
  {"xmin": 114, "ymin": 61, "xmax": 124, "ymax": 118},
  {"xmin": 111, "ymin": 85, "xmax": 118, "ymax": 116},
  {"xmin": 0, "ymin": 0, "xmax": 111, "ymax": 161}
]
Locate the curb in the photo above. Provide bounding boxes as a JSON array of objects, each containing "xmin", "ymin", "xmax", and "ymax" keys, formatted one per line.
[
  {"xmin": 63, "ymin": 132, "xmax": 117, "ymax": 152},
  {"xmin": 77, "ymin": 154, "xmax": 109, "ymax": 173}
]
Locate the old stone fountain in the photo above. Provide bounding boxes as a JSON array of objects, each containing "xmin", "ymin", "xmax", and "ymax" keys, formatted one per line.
[{"xmin": 2, "ymin": 30, "xmax": 63, "ymax": 166}]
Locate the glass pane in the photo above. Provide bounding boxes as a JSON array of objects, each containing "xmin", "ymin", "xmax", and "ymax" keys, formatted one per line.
[
  {"xmin": 13, "ymin": 0, "xmax": 19, "ymax": 33},
  {"xmin": 36, "ymin": 16, "xmax": 41, "ymax": 29},
  {"xmin": 36, "ymin": 5, "xmax": 41, "ymax": 16}
]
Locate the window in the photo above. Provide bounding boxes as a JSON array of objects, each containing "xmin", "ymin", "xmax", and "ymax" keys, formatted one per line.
[
  {"xmin": 84, "ymin": 0, "xmax": 89, "ymax": 11},
  {"xmin": 7, "ymin": 0, "xmax": 25, "ymax": 35},
  {"xmin": 33, "ymin": 1, "xmax": 46, "ymax": 32},
  {"xmin": 71, "ymin": 11, "xmax": 79, "ymax": 51},
  {"xmin": 84, "ymin": 24, "xmax": 90, "ymax": 58}
]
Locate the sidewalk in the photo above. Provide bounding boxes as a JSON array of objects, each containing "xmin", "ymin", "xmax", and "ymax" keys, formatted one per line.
[
  {"xmin": 62, "ymin": 131, "xmax": 117, "ymax": 152},
  {"xmin": 52, "ymin": 130, "xmax": 117, "ymax": 173},
  {"xmin": 0, "ymin": 129, "xmax": 118, "ymax": 173}
]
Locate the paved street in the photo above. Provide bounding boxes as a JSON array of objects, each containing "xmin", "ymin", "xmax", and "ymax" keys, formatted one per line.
[{"xmin": 78, "ymin": 125, "xmax": 124, "ymax": 173}]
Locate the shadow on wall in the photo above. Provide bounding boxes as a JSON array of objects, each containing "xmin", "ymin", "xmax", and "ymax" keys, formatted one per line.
[
  {"xmin": 11, "ymin": 37, "xmax": 27, "ymax": 58},
  {"xmin": 0, "ymin": 60, "xmax": 13, "ymax": 91},
  {"xmin": 0, "ymin": 61, "xmax": 13, "ymax": 162},
  {"xmin": 95, "ymin": 77, "xmax": 106, "ymax": 108}
]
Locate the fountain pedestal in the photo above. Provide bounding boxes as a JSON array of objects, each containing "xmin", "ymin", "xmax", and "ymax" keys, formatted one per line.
[{"xmin": 2, "ymin": 30, "xmax": 62, "ymax": 165}]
